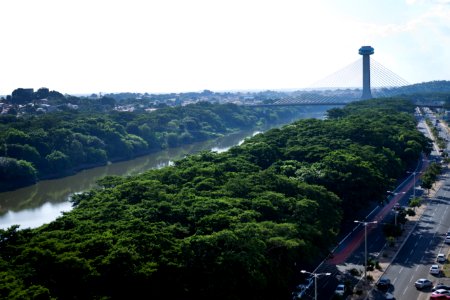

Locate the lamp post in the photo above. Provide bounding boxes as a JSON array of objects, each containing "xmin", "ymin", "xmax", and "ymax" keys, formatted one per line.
[
  {"xmin": 300, "ymin": 270, "xmax": 331, "ymax": 300},
  {"xmin": 354, "ymin": 220, "xmax": 377, "ymax": 280},
  {"xmin": 407, "ymin": 171, "xmax": 422, "ymax": 199}
]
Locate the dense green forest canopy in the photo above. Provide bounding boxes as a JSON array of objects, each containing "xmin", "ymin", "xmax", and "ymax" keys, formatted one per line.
[
  {"xmin": 0, "ymin": 102, "xmax": 305, "ymax": 191},
  {"xmin": 0, "ymin": 98, "xmax": 432, "ymax": 299}
]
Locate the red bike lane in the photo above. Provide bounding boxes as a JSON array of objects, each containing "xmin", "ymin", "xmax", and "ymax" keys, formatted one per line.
[{"xmin": 328, "ymin": 159, "xmax": 430, "ymax": 265}]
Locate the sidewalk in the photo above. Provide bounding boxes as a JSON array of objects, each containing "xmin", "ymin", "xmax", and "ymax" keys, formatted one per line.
[{"xmin": 348, "ymin": 176, "xmax": 444, "ymax": 300}]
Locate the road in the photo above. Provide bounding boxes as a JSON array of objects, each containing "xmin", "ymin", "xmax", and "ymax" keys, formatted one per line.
[
  {"xmin": 297, "ymin": 161, "xmax": 427, "ymax": 300},
  {"xmin": 383, "ymin": 176, "xmax": 450, "ymax": 300},
  {"xmin": 295, "ymin": 108, "xmax": 448, "ymax": 300},
  {"xmin": 367, "ymin": 110, "xmax": 450, "ymax": 300}
]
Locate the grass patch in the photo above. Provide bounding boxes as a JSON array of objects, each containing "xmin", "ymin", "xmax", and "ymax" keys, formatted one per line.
[{"xmin": 443, "ymin": 254, "xmax": 450, "ymax": 277}]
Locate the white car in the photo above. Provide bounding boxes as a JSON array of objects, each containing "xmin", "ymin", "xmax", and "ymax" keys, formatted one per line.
[
  {"xmin": 445, "ymin": 236, "xmax": 450, "ymax": 244},
  {"xmin": 415, "ymin": 278, "xmax": 433, "ymax": 289},
  {"xmin": 430, "ymin": 264, "xmax": 441, "ymax": 275},
  {"xmin": 432, "ymin": 289, "xmax": 450, "ymax": 296},
  {"xmin": 437, "ymin": 253, "xmax": 446, "ymax": 263}
]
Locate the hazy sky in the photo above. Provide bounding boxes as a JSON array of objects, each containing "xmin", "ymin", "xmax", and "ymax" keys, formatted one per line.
[{"xmin": 1, "ymin": 0, "xmax": 449, "ymax": 95}]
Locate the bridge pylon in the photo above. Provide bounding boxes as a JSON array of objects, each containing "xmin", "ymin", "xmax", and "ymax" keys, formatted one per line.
[{"xmin": 359, "ymin": 46, "xmax": 374, "ymax": 100}]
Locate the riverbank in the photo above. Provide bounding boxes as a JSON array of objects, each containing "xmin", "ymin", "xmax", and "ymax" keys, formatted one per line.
[{"xmin": 0, "ymin": 127, "xmax": 270, "ymax": 229}]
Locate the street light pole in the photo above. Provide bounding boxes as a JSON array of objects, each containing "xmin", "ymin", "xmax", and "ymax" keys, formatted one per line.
[
  {"xmin": 300, "ymin": 270, "xmax": 331, "ymax": 300},
  {"xmin": 407, "ymin": 171, "xmax": 422, "ymax": 199},
  {"xmin": 354, "ymin": 220, "xmax": 377, "ymax": 281}
]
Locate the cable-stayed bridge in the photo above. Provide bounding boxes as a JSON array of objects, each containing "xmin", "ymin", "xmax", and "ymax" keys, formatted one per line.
[{"xmin": 249, "ymin": 46, "xmax": 410, "ymax": 107}]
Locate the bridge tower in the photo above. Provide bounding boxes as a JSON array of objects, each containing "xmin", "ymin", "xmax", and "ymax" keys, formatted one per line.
[{"xmin": 359, "ymin": 46, "xmax": 374, "ymax": 99}]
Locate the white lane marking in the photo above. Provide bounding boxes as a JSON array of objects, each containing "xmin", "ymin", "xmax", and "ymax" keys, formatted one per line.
[{"xmin": 402, "ymin": 287, "xmax": 408, "ymax": 297}]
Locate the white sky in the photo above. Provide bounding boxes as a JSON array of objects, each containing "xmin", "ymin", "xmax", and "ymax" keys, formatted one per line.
[{"xmin": 0, "ymin": 0, "xmax": 449, "ymax": 95}]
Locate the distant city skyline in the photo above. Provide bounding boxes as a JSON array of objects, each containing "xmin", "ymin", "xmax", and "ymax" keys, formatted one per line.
[{"xmin": 1, "ymin": 0, "xmax": 449, "ymax": 95}]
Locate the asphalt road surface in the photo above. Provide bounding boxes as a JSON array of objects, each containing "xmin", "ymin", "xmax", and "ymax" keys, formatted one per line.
[{"xmin": 382, "ymin": 177, "xmax": 450, "ymax": 300}]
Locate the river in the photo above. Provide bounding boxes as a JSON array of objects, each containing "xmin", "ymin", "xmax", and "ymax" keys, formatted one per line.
[{"xmin": 0, "ymin": 106, "xmax": 336, "ymax": 230}]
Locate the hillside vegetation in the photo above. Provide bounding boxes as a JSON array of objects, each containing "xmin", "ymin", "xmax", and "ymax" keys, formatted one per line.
[{"xmin": 0, "ymin": 98, "xmax": 431, "ymax": 299}]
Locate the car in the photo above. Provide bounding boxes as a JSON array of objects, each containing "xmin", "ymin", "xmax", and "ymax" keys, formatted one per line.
[
  {"xmin": 433, "ymin": 284, "xmax": 450, "ymax": 292},
  {"xmin": 445, "ymin": 236, "xmax": 450, "ymax": 244},
  {"xmin": 430, "ymin": 264, "xmax": 441, "ymax": 275},
  {"xmin": 334, "ymin": 283, "xmax": 345, "ymax": 296},
  {"xmin": 376, "ymin": 277, "xmax": 391, "ymax": 290},
  {"xmin": 432, "ymin": 289, "xmax": 450, "ymax": 296},
  {"xmin": 437, "ymin": 253, "xmax": 446, "ymax": 263},
  {"xmin": 415, "ymin": 278, "xmax": 433, "ymax": 289}
]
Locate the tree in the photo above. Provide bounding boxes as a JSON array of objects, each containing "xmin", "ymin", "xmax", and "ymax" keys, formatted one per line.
[
  {"xmin": 35, "ymin": 87, "xmax": 50, "ymax": 100},
  {"xmin": 45, "ymin": 150, "xmax": 71, "ymax": 174},
  {"xmin": 420, "ymin": 173, "xmax": 433, "ymax": 194},
  {"xmin": 11, "ymin": 88, "xmax": 34, "ymax": 104},
  {"xmin": 0, "ymin": 157, "xmax": 37, "ymax": 188},
  {"xmin": 409, "ymin": 197, "xmax": 421, "ymax": 211}
]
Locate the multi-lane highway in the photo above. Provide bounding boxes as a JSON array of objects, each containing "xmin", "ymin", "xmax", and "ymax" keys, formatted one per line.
[
  {"xmin": 297, "ymin": 158, "xmax": 429, "ymax": 299},
  {"xmin": 367, "ymin": 109, "xmax": 450, "ymax": 300},
  {"xmin": 295, "ymin": 107, "xmax": 450, "ymax": 300},
  {"xmin": 364, "ymin": 109, "xmax": 450, "ymax": 300},
  {"xmin": 382, "ymin": 176, "xmax": 450, "ymax": 300}
]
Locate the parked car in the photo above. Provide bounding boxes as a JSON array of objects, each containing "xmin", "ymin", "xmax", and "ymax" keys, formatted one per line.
[
  {"xmin": 415, "ymin": 278, "xmax": 433, "ymax": 289},
  {"xmin": 437, "ymin": 253, "xmax": 446, "ymax": 263},
  {"xmin": 376, "ymin": 277, "xmax": 391, "ymax": 290},
  {"xmin": 432, "ymin": 289, "xmax": 450, "ymax": 296},
  {"xmin": 334, "ymin": 284, "xmax": 345, "ymax": 296},
  {"xmin": 433, "ymin": 284, "xmax": 450, "ymax": 292},
  {"xmin": 445, "ymin": 236, "xmax": 450, "ymax": 244},
  {"xmin": 430, "ymin": 264, "xmax": 441, "ymax": 275}
]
